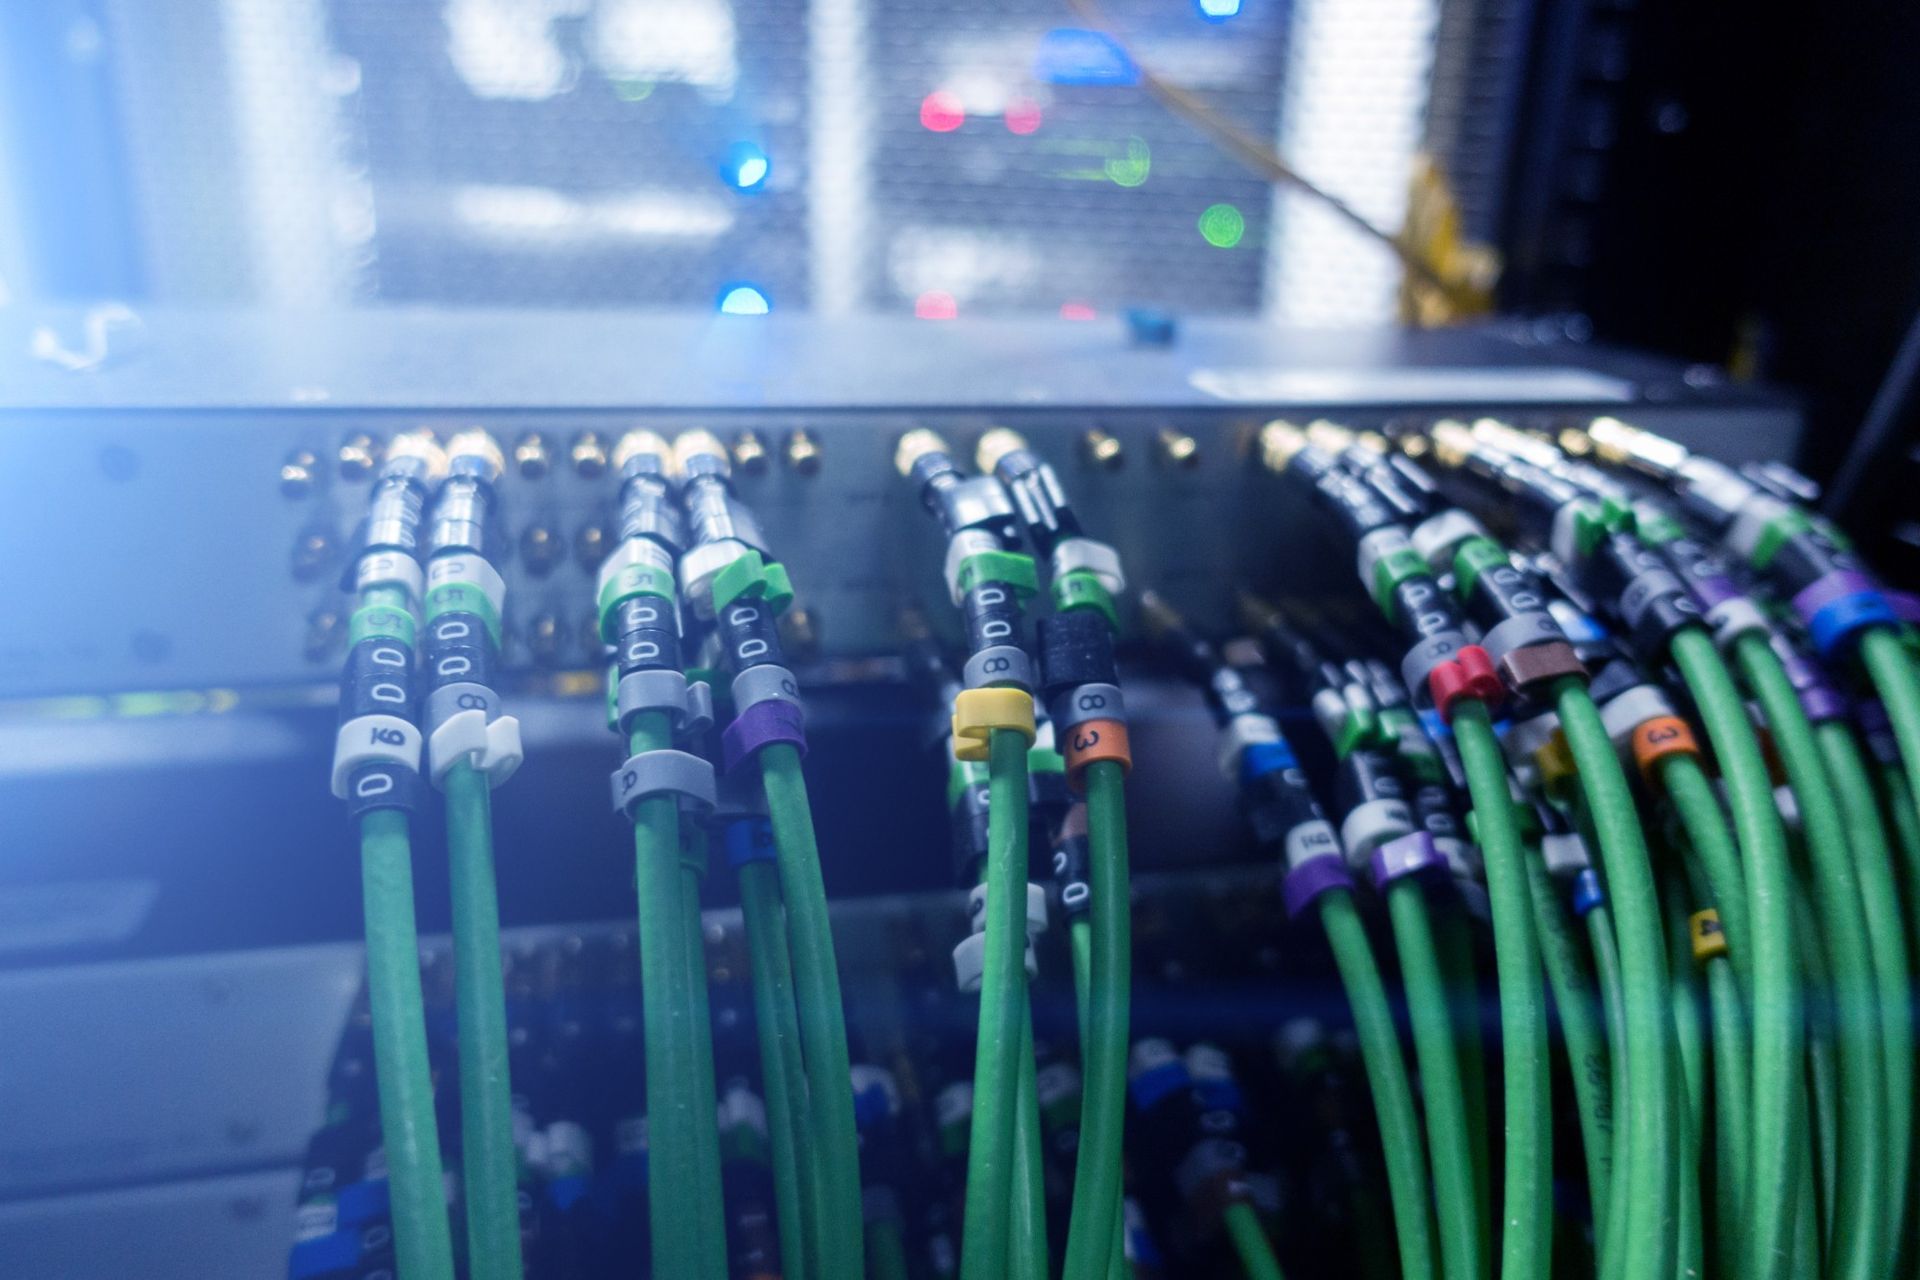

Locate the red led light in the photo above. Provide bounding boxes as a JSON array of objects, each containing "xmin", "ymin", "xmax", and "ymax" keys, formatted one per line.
[
  {"xmin": 920, "ymin": 91, "xmax": 965, "ymax": 133},
  {"xmin": 1059, "ymin": 301, "xmax": 1096, "ymax": 321},
  {"xmin": 1005, "ymin": 100, "xmax": 1043, "ymax": 135},
  {"xmin": 915, "ymin": 291, "xmax": 958, "ymax": 320}
]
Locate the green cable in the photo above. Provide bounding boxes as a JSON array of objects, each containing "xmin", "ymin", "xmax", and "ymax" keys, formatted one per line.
[
  {"xmin": 739, "ymin": 859, "xmax": 814, "ymax": 1280},
  {"xmin": 1223, "ymin": 1201, "xmax": 1287, "ymax": 1280},
  {"xmin": 1071, "ymin": 917, "xmax": 1128, "ymax": 1280},
  {"xmin": 1796, "ymin": 891, "xmax": 1840, "ymax": 1256},
  {"xmin": 629, "ymin": 711, "xmax": 704, "ymax": 1280},
  {"xmin": 1519, "ymin": 850, "xmax": 1613, "ymax": 1237},
  {"xmin": 444, "ymin": 764, "xmax": 523, "ymax": 1280},
  {"xmin": 1011, "ymin": 1007, "xmax": 1049, "ymax": 1280},
  {"xmin": 1736, "ymin": 632, "xmax": 1886, "ymax": 1280},
  {"xmin": 1673, "ymin": 838, "xmax": 1751, "ymax": 1279},
  {"xmin": 761, "ymin": 742, "xmax": 865, "ymax": 1279},
  {"xmin": 1661, "ymin": 874, "xmax": 1705, "ymax": 1280},
  {"xmin": 1555, "ymin": 680, "xmax": 1677, "ymax": 1280},
  {"xmin": 1071, "ymin": 917, "xmax": 1093, "ymax": 1049},
  {"xmin": 1432, "ymin": 909, "xmax": 1491, "ymax": 1266},
  {"xmin": 1455, "ymin": 697, "xmax": 1552, "ymax": 1280},
  {"xmin": 1063, "ymin": 759, "xmax": 1133, "ymax": 1280},
  {"xmin": 1669, "ymin": 627, "xmax": 1803, "ymax": 1280},
  {"xmin": 1321, "ymin": 887, "xmax": 1438, "ymax": 1280},
  {"xmin": 1877, "ymin": 752, "xmax": 1920, "ymax": 1273},
  {"xmin": 867, "ymin": 1215, "xmax": 913, "ymax": 1280},
  {"xmin": 1586, "ymin": 903, "xmax": 1631, "ymax": 1280},
  {"xmin": 1794, "ymin": 1127, "xmax": 1823, "ymax": 1275},
  {"xmin": 1862, "ymin": 625, "xmax": 1920, "ymax": 876},
  {"xmin": 959, "ymin": 729, "xmax": 1031, "ymax": 1280},
  {"xmin": 680, "ymin": 842, "xmax": 728, "ymax": 1280},
  {"xmin": 1816, "ymin": 717, "xmax": 1914, "ymax": 1258},
  {"xmin": 1703, "ymin": 942, "xmax": 1752, "ymax": 1277},
  {"xmin": 1662, "ymin": 750, "xmax": 1753, "ymax": 1277},
  {"xmin": 1661, "ymin": 753, "xmax": 1752, "ymax": 990},
  {"xmin": 1385, "ymin": 881, "xmax": 1483, "ymax": 1280},
  {"xmin": 1878, "ymin": 759, "xmax": 1920, "ymax": 923},
  {"xmin": 359, "ymin": 808, "xmax": 456, "ymax": 1280}
]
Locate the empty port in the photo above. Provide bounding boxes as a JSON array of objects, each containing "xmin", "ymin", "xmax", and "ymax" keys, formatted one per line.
[
  {"xmin": 513, "ymin": 431, "xmax": 551, "ymax": 479},
  {"xmin": 570, "ymin": 431, "xmax": 608, "ymax": 479},
  {"xmin": 521, "ymin": 524, "xmax": 563, "ymax": 577},
  {"xmin": 575, "ymin": 522, "xmax": 609, "ymax": 571}
]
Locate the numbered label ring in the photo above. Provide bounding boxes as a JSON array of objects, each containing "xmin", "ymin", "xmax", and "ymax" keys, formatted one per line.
[{"xmin": 1062, "ymin": 717, "xmax": 1131, "ymax": 791}]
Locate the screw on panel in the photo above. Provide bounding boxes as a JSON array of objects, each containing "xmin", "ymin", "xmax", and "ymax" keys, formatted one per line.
[
  {"xmin": 280, "ymin": 450, "xmax": 318, "ymax": 499},
  {"xmin": 1081, "ymin": 427, "xmax": 1124, "ymax": 470},
  {"xmin": 783, "ymin": 428, "xmax": 822, "ymax": 475},
  {"xmin": 338, "ymin": 434, "xmax": 380, "ymax": 480},
  {"xmin": 1156, "ymin": 426, "xmax": 1199, "ymax": 468}
]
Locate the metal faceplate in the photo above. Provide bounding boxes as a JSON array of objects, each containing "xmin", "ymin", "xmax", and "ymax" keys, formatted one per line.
[{"xmin": 0, "ymin": 309, "xmax": 1798, "ymax": 699}]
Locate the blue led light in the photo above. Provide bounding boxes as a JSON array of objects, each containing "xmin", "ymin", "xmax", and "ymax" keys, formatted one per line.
[
  {"xmin": 1033, "ymin": 28, "xmax": 1138, "ymax": 86},
  {"xmin": 718, "ymin": 285, "xmax": 770, "ymax": 315},
  {"xmin": 723, "ymin": 141, "xmax": 769, "ymax": 191},
  {"xmin": 1196, "ymin": 0, "xmax": 1242, "ymax": 19}
]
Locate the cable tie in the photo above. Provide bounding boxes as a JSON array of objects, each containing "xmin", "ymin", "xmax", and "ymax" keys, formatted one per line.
[
  {"xmin": 1689, "ymin": 909, "xmax": 1729, "ymax": 962},
  {"xmin": 342, "ymin": 761, "xmax": 424, "ymax": 820},
  {"xmin": 1340, "ymin": 798, "xmax": 1415, "ymax": 871},
  {"xmin": 1533, "ymin": 728, "xmax": 1578, "ymax": 797},
  {"xmin": 617, "ymin": 669, "xmax": 715, "ymax": 737},
  {"xmin": 951, "ymin": 930, "xmax": 1039, "ymax": 993},
  {"xmin": 1598, "ymin": 684, "xmax": 1676, "ymax": 751},
  {"xmin": 1399, "ymin": 632, "xmax": 1473, "ymax": 712},
  {"xmin": 1794, "ymin": 570, "xmax": 1896, "ymax": 659},
  {"xmin": 1049, "ymin": 682, "xmax": 1125, "ymax": 732},
  {"xmin": 610, "ymin": 748, "xmax": 717, "ymax": 819},
  {"xmin": 1569, "ymin": 867, "xmax": 1606, "ymax": 916},
  {"xmin": 1062, "ymin": 716, "xmax": 1131, "ymax": 790},
  {"xmin": 711, "ymin": 548, "xmax": 795, "ymax": 617},
  {"xmin": 426, "ymin": 552, "xmax": 504, "ymax": 621},
  {"xmin": 1217, "ymin": 714, "xmax": 1282, "ymax": 780},
  {"xmin": 332, "ymin": 715, "xmax": 422, "ymax": 798},
  {"xmin": 348, "ymin": 602, "xmax": 417, "ymax": 649},
  {"xmin": 1705, "ymin": 597, "xmax": 1770, "ymax": 654},
  {"xmin": 966, "ymin": 882, "xmax": 1049, "ymax": 938},
  {"xmin": 427, "ymin": 708, "xmax": 524, "ymax": 789},
  {"xmin": 721, "ymin": 698, "xmax": 808, "ymax": 774},
  {"xmin": 1369, "ymin": 830, "xmax": 1445, "ymax": 891},
  {"xmin": 962, "ymin": 644, "xmax": 1035, "ymax": 693},
  {"xmin": 951, "ymin": 687, "xmax": 1036, "ymax": 762},
  {"xmin": 1540, "ymin": 830, "xmax": 1592, "ymax": 876},
  {"xmin": 1281, "ymin": 854, "xmax": 1353, "ymax": 920},
  {"xmin": 1428, "ymin": 644, "xmax": 1502, "ymax": 720},
  {"xmin": 722, "ymin": 816, "xmax": 777, "ymax": 869},
  {"xmin": 1630, "ymin": 715, "xmax": 1700, "ymax": 788},
  {"xmin": 356, "ymin": 550, "xmax": 426, "ymax": 605}
]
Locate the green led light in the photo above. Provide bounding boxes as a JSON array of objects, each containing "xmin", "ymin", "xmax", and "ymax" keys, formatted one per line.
[
  {"xmin": 1105, "ymin": 137, "xmax": 1150, "ymax": 187},
  {"xmin": 1198, "ymin": 203, "xmax": 1245, "ymax": 248}
]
